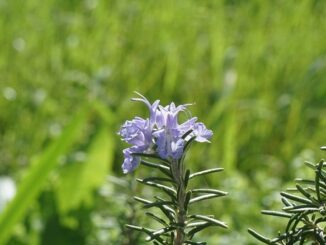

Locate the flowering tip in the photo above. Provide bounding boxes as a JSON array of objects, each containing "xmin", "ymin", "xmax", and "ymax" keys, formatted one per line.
[{"xmin": 119, "ymin": 93, "xmax": 213, "ymax": 173}]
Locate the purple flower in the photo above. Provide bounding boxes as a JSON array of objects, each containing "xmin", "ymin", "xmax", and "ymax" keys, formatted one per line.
[
  {"xmin": 193, "ymin": 122, "xmax": 213, "ymax": 143},
  {"xmin": 170, "ymin": 139, "xmax": 185, "ymax": 159},
  {"xmin": 118, "ymin": 117, "xmax": 152, "ymax": 148},
  {"xmin": 178, "ymin": 117, "xmax": 198, "ymax": 136},
  {"xmin": 122, "ymin": 147, "xmax": 141, "ymax": 174},
  {"xmin": 155, "ymin": 102, "xmax": 190, "ymax": 129},
  {"xmin": 152, "ymin": 102, "xmax": 191, "ymax": 160},
  {"xmin": 118, "ymin": 92, "xmax": 213, "ymax": 173},
  {"xmin": 153, "ymin": 129, "xmax": 185, "ymax": 160}
]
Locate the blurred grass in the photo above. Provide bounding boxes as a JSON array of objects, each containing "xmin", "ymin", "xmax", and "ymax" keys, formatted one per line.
[
  {"xmin": 0, "ymin": 0, "xmax": 326, "ymax": 244},
  {"xmin": 0, "ymin": 106, "xmax": 88, "ymax": 243}
]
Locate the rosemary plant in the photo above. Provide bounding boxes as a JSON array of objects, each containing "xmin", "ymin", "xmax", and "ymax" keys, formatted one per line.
[
  {"xmin": 249, "ymin": 146, "xmax": 326, "ymax": 244},
  {"xmin": 118, "ymin": 93, "xmax": 227, "ymax": 244}
]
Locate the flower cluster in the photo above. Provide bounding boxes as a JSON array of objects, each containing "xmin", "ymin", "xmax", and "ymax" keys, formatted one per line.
[{"xmin": 118, "ymin": 93, "xmax": 213, "ymax": 173}]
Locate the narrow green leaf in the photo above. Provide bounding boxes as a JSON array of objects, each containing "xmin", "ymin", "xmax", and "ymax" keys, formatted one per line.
[
  {"xmin": 157, "ymin": 205, "xmax": 175, "ymax": 223},
  {"xmin": 295, "ymin": 184, "xmax": 319, "ymax": 204},
  {"xmin": 189, "ymin": 168, "xmax": 223, "ymax": 179},
  {"xmin": 145, "ymin": 212, "xmax": 168, "ymax": 226},
  {"xmin": 126, "ymin": 225, "xmax": 146, "ymax": 231},
  {"xmin": 295, "ymin": 178, "xmax": 315, "ymax": 185},
  {"xmin": 136, "ymin": 178, "xmax": 176, "ymax": 199},
  {"xmin": 184, "ymin": 169, "xmax": 190, "ymax": 188},
  {"xmin": 191, "ymin": 189, "xmax": 227, "ymax": 195},
  {"xmin": 304, "ymin": 161, "xmax": 317, "ymax": 170},
  {"xmin": 184, "ymin": 241, "xmax": 206, "ymax": 245},
  {"xmin": 248, "ymin": 229, "xmax": 272, "ymax": 244},
  {"xmin": 144, "ymin": 201, "xmax": 175, "ymax": 209},
  {"xmin": 317, "ymin": 160, "xmax": 326, "ymax": 183},
  {"xmin": 146, "ymin": 226, "xmax": 176, "ymax": 241},
  {"xmin": 261, "ymin": 210, "xmax": 292, "ymax": 218},
  {"xmin": 183, "ymin": 136, "xmax": 196, "ymax": 152},
  {"xmin": 186, "ymin": 221, "xmax": 208, "ymax": 228},
  {"xmin": 189, "ymin": 193, "xmax": 226, "ymax": 204},
  {"xmin": 280, "ymin": 192, "xmax": 313, "ymax": 205},
  {"xmin": 187, "ymin": 215, "xmax": 227, "ymax": 229},
  {"xmin": 133, "ymin": 153, "xmax": 170, "ymax": 164},
  {"xmin": 281, "ymin": 197, "xmax": 293, "ymax": 207},
  {"xmin": 316, "ymin": 166, "xmax": 322, "ymax": 202},
  {"xmin": 315, "ymin": 216, "xmax": 326, "ymax": 224},
  {"xmin": 289, "ymin": 212, "xmax": 309, "ymax": 235},
  {"xmin": 283, "ymin": 206, "xmax": 319, "ymax": 213},
  {"xmin": 140, "ymin": 160, "xmax": 170, "ymax": 171},
  {"xmin": 142, "ymin": 176, "xmax": 174, "ymax": 184},
  {"xmin": 179, "ymin": 136, "xmax": 196, "ymax": 166},
  {"xmin": 184, "ymin": 191, "xmax": 192, "ymax": 211},
  {"xmin": 126, "ymin": 224, "xmax": 166, "ymax": 244},
  {"xmin": 140, "ymin": 160, "xmax": 172, "ymax": 177},
  {"xmin": 285, "ymin": 213, "xmax": 301, "ymax": 237},
  {"xmin": 187, "ymin": 222, "xmax": 212, "ymax": 237},
  {"xmin": 134, "ymin": 196, "xmax": 152, "ymax": 204}
]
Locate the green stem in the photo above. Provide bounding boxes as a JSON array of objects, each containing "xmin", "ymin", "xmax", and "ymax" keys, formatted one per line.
[{"xmin": 171, "ymin": 159, "xmax": 186, "ymax": 245}]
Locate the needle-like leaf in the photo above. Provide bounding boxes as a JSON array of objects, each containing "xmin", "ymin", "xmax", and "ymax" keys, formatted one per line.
[
  {"xmin": 189, "ymin": 168, "xmax": 223, "ymax": 179},
  {"xmin": 190, "ymin": 193, "xmax": 226, "ymax": 204}
]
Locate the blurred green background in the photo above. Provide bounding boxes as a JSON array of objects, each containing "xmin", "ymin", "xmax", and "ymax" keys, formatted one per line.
[{"xmin": 0, "ymin": 0, "xmax": 326, "ymax": 244}]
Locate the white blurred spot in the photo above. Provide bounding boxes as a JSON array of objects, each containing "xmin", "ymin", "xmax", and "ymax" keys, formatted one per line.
[
  {"xmin": 223, "ymin": 69, "xmax": 237, "ymax": 95},
  {"xmin": 73, "ymin": 151, "xmax": 87, "ymax": 162},
  {"xmin": 66, "ymin": 35, "xmax": 79, "ymax": 48},
  {"xmin": 224, "ymin": 69, "xmax": 237, "ymax": 88},
  {"xmin": 33, "ymin": 89, "xmax": 47, "ymax": 105},
  {"xmin": 12, "ymin": 38, "xmax": 26, "ymax": 52},
  {"xmin": 277, "ymin": 94, "xmax": 291, "ymax": 107},
  {"xmin": 3, "ymin": 87, "xmax": 17, "ymax": 101},
  {"xmin": 0, "ymin": 177, "xmax": 16, "ymax": 212},
  {"xmin": 84, "ymin": 0, "xmax": 98, "ymax": 10},
  {"xmin": 49, "ymin": 123, "xmax": 62, "ymax": 137}
]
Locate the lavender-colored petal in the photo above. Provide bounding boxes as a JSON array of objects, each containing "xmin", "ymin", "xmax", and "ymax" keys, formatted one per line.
[
  {"xmin": 122, "ymin": 147, "xmax": 141, "ymax": 174},
  {"xmin": 156, "ymin": 102, "xmax": 191, "ymax": 129},
  {"xmin": 118, "ymin": 118, "xmax": 145, "ymax": 144},
  {"xmin": 150, "ymin": 100, "xmax": 160, "ymax": 124},
  {"xmin": 166, "ymin": 113, "xmax": 178, "ymax": 129},
  {"xmin": 118, "ymin": 117, "xmax": 152, "ymax": 148},
  {"xmin": 155, "ymin": 105, "xmax": 168, "ymax": 128},
  {"xmin": 154, "ymin": 130, "xmax": 169, "ymax": 159},
  {"xmin": 168, "ymin": 102, "xmax": 191, "ymax": 114},
  {"xmin": 155, "ymin": 109, "xmax": 164, "ymax": 128},
  {"xmin": 132, "ymin": 92, "xmax": 160, "ymax": 125},
  {"xmin": 170, "ymin": 139, "xmax": 185, "ymax": 159},
  {"xmin": 178, "ymin": 117, "xmax": 197, "ymax": 137},
  {"xmin": 153, "ymin": 128, "xmax": 184, "ymax": 160},
  {"xmin": 193, "ymin": 122, "xmax": 213, "ymax": 143}
]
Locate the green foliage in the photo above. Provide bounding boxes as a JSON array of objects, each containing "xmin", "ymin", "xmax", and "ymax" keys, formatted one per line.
[
  {"xmin": 55, "ymin": 125, "xmax": 115, "ymax": 214},
  {"xmin": 127, "ymin": 145, "xmax": 227, "ymax": 244},
  {"xmin": 0, "ymin": 0, "xmax": 325, "ymax": 243},
  {"xmin": 249, "ymin": 147, "xmax": 326, "ymax": 244},
  {"xmin": 0, "ymin": 107, "xmax": 88, "ymax": 244}
]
